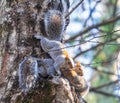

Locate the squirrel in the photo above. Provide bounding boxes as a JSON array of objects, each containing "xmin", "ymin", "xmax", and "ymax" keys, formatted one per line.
[
  {"xmin": 19, "ymin": 57, "xmax": 56, "ymax": 92},
  {"xmin": 35, "ymin": 35, "xmax": 75, "ymax": 75},
  {"xmin": 37, "ymin": 58, "xmax": 55, "ymax": 77},
  {"xmin": 35, "ymin": 35, "xmax": 89, "ymax": 97},
  {"xmin": 62, "ymin": 69, "xmax": 89, "ymax": 98},
  {"xmin": 34, "ymin": 0, "xmax": 88, "ymax": 96},
  {"xmin": 74, "ymin": 62, "xmax": 84, "ymax": 76},
  {"xmin": 60, "ymin": 64, "xmax": 89, "ymax": 98}
]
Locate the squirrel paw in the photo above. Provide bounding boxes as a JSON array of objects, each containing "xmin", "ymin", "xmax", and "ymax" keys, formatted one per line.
[{"xmin": 34, "ymin": 34, "xmax": 42, "ymax": 40}]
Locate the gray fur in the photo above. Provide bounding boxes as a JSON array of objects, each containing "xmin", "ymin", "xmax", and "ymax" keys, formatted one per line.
[
  {"xmin": 44, "ymin": 10, "xmax": 65, "ymax": 41},
  {"xmin": 18, "ymin": 56, "xmax": 39, "ymax": 92},
  {"xmin": 35, "ymin": 35, "xmax": 74, "ymax": 75}
]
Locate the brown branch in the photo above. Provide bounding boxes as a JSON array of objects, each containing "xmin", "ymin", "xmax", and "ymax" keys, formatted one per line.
[
  {"xmin": 90, "ymin": 80, "xmax": 118, "ymax": 90},
  {"xmin": 84, "ymin": 0, "xmax": 101, "ymax": 27},
  {"xmin": 39, "ymin": 30, "xmax": 120, "ymax": 56},
  {"xmin": 90, "ymin": 89, "xmax": 119, "ymax": 98},
  {"xmin": 39, "ymin": 35, "xmax": 120, "ymax": 58},
  {"xmin": 111, "ymin": 0, "xmax": 118, "ymax": 29},
  {"xmin": 74, "ymin": 43, "xmax": 103, "ymax": 59},
  {"xmin": 112, "ymin": 0, "xmax": 118, "ymax": 18},
  {"xmin": 65, "ymin": 0, "xmax": 84, "ymax": 18},
  {"xmin": 66, "ymin": 15, "xmax": 120, "ymax": 42},
  {"xmin": 83, "ymin": 58, "xmax": 116, "ymax": 76},
  {"xmin": 90, "ymin": 67, "xmax": 116, "ymax": 76},
  {"xmin": 74, "ymin": 36, "xmax": 120, "ymax": 59},
  {"xmin": 90, "ymin": 80, "xmax": 119, "ymax": 98}
]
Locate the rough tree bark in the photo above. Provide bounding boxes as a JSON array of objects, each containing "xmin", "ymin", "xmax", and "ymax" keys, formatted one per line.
[{"xmin": 0, "ymin": 0, "xmax": 85, "ymax": 103}]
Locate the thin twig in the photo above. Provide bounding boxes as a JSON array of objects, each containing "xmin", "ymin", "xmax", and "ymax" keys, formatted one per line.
[
  {"xmin": 39, "ymin": 34, "xmax": 120, "ymax": 57},
  {"xmin": 90, "ymin": 80, "xmax": 118, "ymax": 90},
  {"xmin": 65, "ymin": 15, "xmax": 120, "ymax": 42},
  {"xmin": 74, "ymin": 36, "xmax": 120, "ymax": 59},
  {"xmin": 112, "ymin": 0, "xmax": 118, "ymax": 29},
  {"xmin": 92, "ymin": 67, "xmax": 116, "ymax": 76},
  {"xmin": 117, "ymin": 51, "xmax": 120, "ymax": 102},
  {"xmin": 84, "ymin": 0, "xmax": 101, "ymax": 27},
  {"xmin": 65, "ymin": 0, "xmax": 84, "ymax": 18},
  {"xmin": 90, "ymin": 89, "xmax": 119, "ymax": 98},
  {"xmin": 83, "ymin": 57, "xmax": 117, "ymax": 76}
]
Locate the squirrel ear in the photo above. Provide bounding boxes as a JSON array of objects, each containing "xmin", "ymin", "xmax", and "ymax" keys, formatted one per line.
[{"xmin": 74, "ymin": 62, "xmax": 81, "ymax": 69}]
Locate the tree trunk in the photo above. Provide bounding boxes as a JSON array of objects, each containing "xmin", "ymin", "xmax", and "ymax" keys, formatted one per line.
[{"xmin": 0, "ymin": 0, "xmax": 84, "ymax": 103}]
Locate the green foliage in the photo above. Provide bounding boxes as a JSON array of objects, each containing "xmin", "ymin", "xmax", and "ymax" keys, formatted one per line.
[{"xmin": 87, "ymin": 93, "xmax": 117, "ymax": 103}]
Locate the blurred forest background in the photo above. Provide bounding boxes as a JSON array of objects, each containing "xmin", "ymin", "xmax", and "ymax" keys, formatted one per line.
[
  {"xmin": 0, "ymin": 0, "xmax": 120, "ymax": 103},
  {"xmin": 65, "ymin": 0, "xmax": 120, "ymax": 103}
]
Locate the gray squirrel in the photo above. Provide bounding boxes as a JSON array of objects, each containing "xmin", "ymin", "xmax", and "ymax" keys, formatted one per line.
[
  {"xmin": 18, "ymin": 0, "xmax": 89, "ymax": 97},
  {"xmin": 18, "ymin": 0, "xmax": 70, "ymax": 92},
  {"xmin": 35, "ymin": 35, "xmax": 75, "ymax": 75},
  {"xmin": 37, "ymin": 58, "xmax": 55, "ymax": 77},
  {"xmin": 35, "ymin": 35, "xmax": 89, "ymax": 97}
]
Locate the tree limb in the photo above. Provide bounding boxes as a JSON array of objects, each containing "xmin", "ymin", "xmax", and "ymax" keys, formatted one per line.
[
  {"xmin": 74, "ymin": 36, "xmax": 120, "ymax": 59},
  {"xmin": 90, "ymin": 89, "xmax": 119, "ymax": 98},
  {"xmin": 90, "ymin": 80, "xmax": 118, "ymax": 90},
  {"xmin": 66, "ymin": 15, "xmax": 120, "ymax": 42}
]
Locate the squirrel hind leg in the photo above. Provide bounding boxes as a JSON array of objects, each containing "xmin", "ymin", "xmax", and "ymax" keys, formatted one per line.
[
  {"xmin": 54, "ymin": 63, "xmax": 61, "ymax": 76},
  {"xmin": 53, "ymin": 56, "xmax": 66, "ymax": 76}
]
